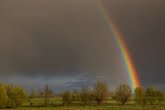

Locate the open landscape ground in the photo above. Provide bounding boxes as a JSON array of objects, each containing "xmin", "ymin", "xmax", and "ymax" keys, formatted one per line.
[{"xmin": 6, "ymin": 97, "xmax": 164, "ymax": 110}]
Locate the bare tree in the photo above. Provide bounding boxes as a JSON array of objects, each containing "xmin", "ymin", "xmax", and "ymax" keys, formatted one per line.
[
  {"xmin": 93, "ymin": 81, "xmax": 108, "ymax": 105},
  {"xmin": 62, "ymin": 91, "xmax": 72, "ymax": 106},
  {"xmin": 80, "ymin": 85, "xmax": 89, "ymax": 106},
  {"xmin": 72, "ymin": 90, "xmax": 80, "ymax": 101},
  {"xmin": 44, "ymin": 84, "xmax": 49, "ymax": 107},
  {"xmin": 113, "ymin": 84, "xmax": 131, "ymax": 105},
  {"xmin": 145, "ymin": 88, "xmax": 157, "ymax": 105},
  {"xmin": 156, "ymin": 90, "xmax": 164, "ymax": 104},
  {"xmin": 145, "ymin": 87, "xmax": 164, "ymax": 105},
  {"xmin": 134, "ymin": 87, "xmax": 146, "ymax": 105}
]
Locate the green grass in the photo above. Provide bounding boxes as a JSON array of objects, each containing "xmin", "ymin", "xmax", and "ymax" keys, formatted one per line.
[
  {"xmin": 5, "ymin": 97, "xmax": 165, "ymax": 110},
  {"xmin": 13, "ymin": 106, "xmax": 165, "ymax": 110}
]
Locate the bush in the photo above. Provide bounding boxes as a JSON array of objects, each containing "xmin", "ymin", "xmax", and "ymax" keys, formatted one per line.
[
  {"xmin": 0, "ymin": 83, "xmax": 7, "ymax": 108},
  {"xmin": 6, "ymin": 85, "xmax": 27, "ymax": 108}
]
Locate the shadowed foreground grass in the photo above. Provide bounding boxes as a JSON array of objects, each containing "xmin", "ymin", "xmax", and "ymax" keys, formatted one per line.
[
  {"xmin": 13, "ymin": 106, "xmax": 165, "ymax": 110},
  {"xmin": 5, "ymin": 97, "xmax": 165, "ymax": 110}
]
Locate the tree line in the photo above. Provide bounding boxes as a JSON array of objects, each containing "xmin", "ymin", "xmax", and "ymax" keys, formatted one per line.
[
  {"xmin": 61, "ymin": 82, "xmax": 164, "ymax": 106},
  {"xmin": 0, "ymin": 81, "xmax": 164, "ymax": 108}
]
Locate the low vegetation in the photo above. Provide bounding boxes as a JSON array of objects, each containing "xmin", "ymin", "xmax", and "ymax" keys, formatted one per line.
[{"xmin": 0, "ymin": 81, "xmax": 164, "ymax": 109}]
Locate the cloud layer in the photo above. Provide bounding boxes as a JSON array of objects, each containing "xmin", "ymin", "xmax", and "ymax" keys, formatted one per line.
[{"xmin": 0, "ymin": 0, "xmax": 165, "ymax": 91}]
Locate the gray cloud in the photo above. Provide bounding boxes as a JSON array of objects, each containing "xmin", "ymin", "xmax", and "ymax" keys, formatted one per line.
[
  {"xmin": 102, "ymin": 0, "xmax": 165, "ymax": 86},
  {"xmin": 0, "ymin": 0, "xmax": 165, "ymax": 91}
]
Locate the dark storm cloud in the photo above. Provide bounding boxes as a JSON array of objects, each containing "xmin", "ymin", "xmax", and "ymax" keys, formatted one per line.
[
  {"xmin": 0, "ymin": 0, "xmax": 125, "ymax": 85},
  {"xmin": 0, "ymin": 0, "xmax": 165, "ymax": 90},
  {"xmin": 103, "ymin": 0, "xmax": 165, "ymax": 87}
]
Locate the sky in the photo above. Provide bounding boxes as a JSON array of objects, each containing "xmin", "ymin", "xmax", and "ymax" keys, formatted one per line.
[{"xmin": 0, "ymin": 0, "xmax": 165, "ymax": 92}]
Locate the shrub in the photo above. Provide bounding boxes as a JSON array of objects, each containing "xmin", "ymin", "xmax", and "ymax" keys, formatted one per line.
[{"xmin": 0, "ymin": 83, "xmax": 7, "ymax": 108}]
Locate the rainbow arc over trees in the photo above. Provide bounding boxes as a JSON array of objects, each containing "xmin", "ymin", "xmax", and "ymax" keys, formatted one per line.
[{"xmin": 97, "ymin": 0, "xmax": 140, "ymax": 90}]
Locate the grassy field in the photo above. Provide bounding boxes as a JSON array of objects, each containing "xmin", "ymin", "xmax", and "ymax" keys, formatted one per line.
[
  {"xmin": 11, "ymin": 97, "xmax": 164, "ymax": 110},
  {"xmin": 12, "ymin": 106, "xmax": 165, "ymax": 110}
]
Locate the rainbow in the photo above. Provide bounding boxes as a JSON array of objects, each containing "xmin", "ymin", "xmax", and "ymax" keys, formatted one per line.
[{"xmin": 97, "ymin": 0, "xmax": 140, "ymax": 90}]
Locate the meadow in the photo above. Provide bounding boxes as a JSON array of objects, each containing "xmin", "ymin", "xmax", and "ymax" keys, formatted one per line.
[
  {"xmin": 14, "ymin": 97, "xmax": 165, "ymax": 110},
  {"xmin": 15, "ymin": 106, "xmax": 165, "ymax": 110}
]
